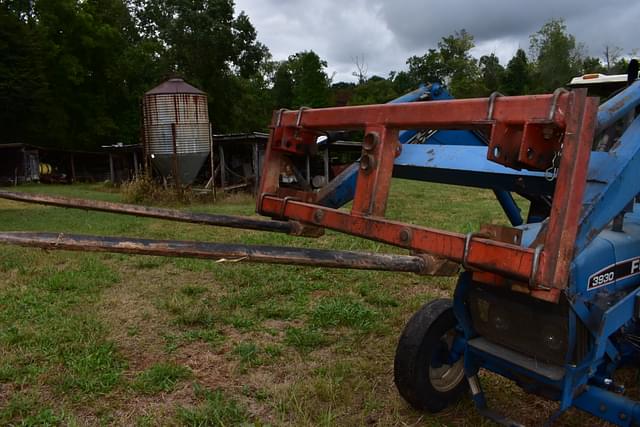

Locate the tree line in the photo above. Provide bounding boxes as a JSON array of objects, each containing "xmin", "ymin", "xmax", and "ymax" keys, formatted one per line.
[
  {"xmin": 0, "ymin": 1, "xmax": 634, "ymax": 150},
  {"xmin": 333, "ymin": 20, "xmax": 633, "ymax": 106}
]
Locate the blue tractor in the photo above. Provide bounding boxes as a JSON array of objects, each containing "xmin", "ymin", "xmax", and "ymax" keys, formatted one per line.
[{"xmin": 2, "ymin": 62, "xmax": 640, "ymax": 426}]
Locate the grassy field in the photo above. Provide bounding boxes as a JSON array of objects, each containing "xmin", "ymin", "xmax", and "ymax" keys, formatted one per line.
[{"xmin": 0, "ymin": 181, "xmax": 616, "ymax": 426}]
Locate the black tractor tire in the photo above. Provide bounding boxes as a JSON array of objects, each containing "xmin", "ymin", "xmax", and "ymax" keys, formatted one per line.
[{"xmin": 394, "ymin": 298, "xmax": 468, "ymax": 412}]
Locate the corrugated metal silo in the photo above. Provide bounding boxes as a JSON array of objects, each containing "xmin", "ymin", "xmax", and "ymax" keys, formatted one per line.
[{"xmin": 142, "ymin": 78, "xmax": 210, "ymax": 186}]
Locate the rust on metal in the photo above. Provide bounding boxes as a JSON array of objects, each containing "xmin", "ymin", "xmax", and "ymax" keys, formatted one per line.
[
  {"xmin": 0, "ymin": 191, "xmax": 297, "ymax": 235},
  {"xmin": 479, "ymin": 224, "xmax": 522, "ymax": 246},
  {"xmin": 414, "ymin": 254, "xmax": 460, "ymax": 276},
  {"xmin": 537, "ymin": 89, "xmax": 599, "ymax": 289},
  {"xmin": 259, "ymin": 195, "xmax": 544, "ymax": 283},
  {"xmin": 256, "ymin": 89, "xmax": 600, "ymax": 303},
  {"xmin": 143, "ymin": 78, "xmax": 210, "ymax": 185},
  {"xmin": 352, "ymin": 126, "xmax": 399, "ymax": 216},
  {"xmin": 0, "ymin": 232, "xmax": 433, "ymax": 274},
  {"xmin": 288, "ymin": 221, "xmax": 325, "ymax": 237},
  {"xmin": 271, "ymin": 94, "xmax": 569, "ymax": 130}
]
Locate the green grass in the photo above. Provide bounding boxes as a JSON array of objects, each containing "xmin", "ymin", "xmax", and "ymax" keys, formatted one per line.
[
  {"xmin": 311, "ymin": 296, "xmax": 379, "ymax": 331},
  {"xmin": 0, "ymin": 392, "xmax": 70, "ymax": 426},
  {"xmin": 0, "ymin": 181, "xmax": 612, "ymax": 426},
  {"xmin": 133, "ymin": 362, "xmax": 192, "ymax": 394},
  {"xmin": 161, "ymin": 290, "xmax": 216, "ymax": 327},
  {"xmin": 177, "ymin": 386, "xmax": 250, "ymax": 426},
  {"xmin": 233, "ymin": 342, "xmax": 261, "ymax": 366},
  {"xmin": 0, "ymin": 254, "xmax": 124, "ymax": 400},
  {"xmin": 284, "ymin": 327, "xmax": 328, "ymax": 352}
]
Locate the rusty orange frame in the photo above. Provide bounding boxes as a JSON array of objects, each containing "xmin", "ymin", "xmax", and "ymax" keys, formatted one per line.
[{"xmin": 256, "ymin": 90, "xmax": 599, "ymax": 303}]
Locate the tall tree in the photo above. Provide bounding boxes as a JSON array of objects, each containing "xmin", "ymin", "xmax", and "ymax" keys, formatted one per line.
[
  {"xmin": 404, "ymin": 49, "xmax": 444, "ymax": 87},
  {"xmin": 438, "ymin": 30, "xmax": 485, "ymax": 97},
  {"xmin": 529, "ymin": 19, "xmax": 583, "ymax": 92},
  {"xmin": 501, "ymin": 48, "xmax": 531, "ymax": 95},
  {"xmin": 1, "ymin": 0, "xmax": 275, "ymax": 147},
  {"xmin": 137, "ymin": 0, "xmax": 270, "ymax": 132},
  {"xmin": 582, "ymin": 57, "xmax": 606, "ymax": 74},
  {"xmin": 30, "ymin": 0, "xmax": 155, "ymax": 148},
  {"xmin": 272, "ymin": 61, "xmax": 294, "ymax": 109},
  {"xmin": 479, "ymin": 54, "xmax": 504, "ymax": 94},
  {"xmin": 0, "ymin": 5, "xmax": 50, "ymax": 144},
  {"xmin": 287, "ymin": 51, "xmax": 331, "ymax": 108},
  {"xmin": 401, "ymin": 30, "xmax": 485, "ymax": 97}
]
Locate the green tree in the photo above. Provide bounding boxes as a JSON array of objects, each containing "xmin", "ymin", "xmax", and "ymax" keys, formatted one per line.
[
  {"xmin": 610, "ymin": 57, "xmax": 632, "ymax": 74},
  {"xmin": 479, "ymin": 54, "xmax": 504, "ymax": 93},
  {"xmin": 287, "ymin": 51, "xmax": 331, "ymax": 108},
  {"xmin": 529, "ymin": 19, "xmax": 583, "ymax": 92},
  {"xmin": 272, "ymin": 61, "xmax": 294, "ymax": 108},
  {"xmin": 233, "ymin": 12, "xmax": 270, "ymax": 79},
  {"xmin": 1, "ymin": 0, "xmax": 273, "ymax": 148},
  {"xmin": 439, "ymin": 30, "xmax": 485, "ymax": 97},
  {"xmin": 401, "ymin": 30, "xmax": 485, "ymax": 98},
  {"xmin": 348, "ymin": 76, "xmax": 398, "ymax": 105},
  {"xmin": 581, "ymin": 57, "xmax": 606, "ymax": 74},
  {"xmin": 138, "ymin": 0, "xmax": 270, "ymax": 132},
  {"xmin": 404, "ymin": 49, "xmax": 444, "ymax": 86},
  {"xmin": 502, "ymin": 49, "xmax": 531, "ymax": 95},
  {"xmin": 29, "ymin": 0, "xmax": 155, "ymax": 148},
  {"xmin": 389, "ymin": 70, "xmax": 417, "ymax": 94},
  {"xmin": 330, "ymin": 81, "xmax": 356, "ymax": 106},
  {"xmin": 0, "ymin": 5, "xmax": 50, "ymax": 144}
]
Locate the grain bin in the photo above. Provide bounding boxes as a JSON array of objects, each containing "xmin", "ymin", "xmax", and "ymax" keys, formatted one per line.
[{"xmin": 142, "ymin": 78, "xmax": 210, "ymax": 186}]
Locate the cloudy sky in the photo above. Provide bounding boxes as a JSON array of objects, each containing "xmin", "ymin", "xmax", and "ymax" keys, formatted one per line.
[{"xmin": 234, "ymin": 0, "xmax": 640, "ymax": 83}]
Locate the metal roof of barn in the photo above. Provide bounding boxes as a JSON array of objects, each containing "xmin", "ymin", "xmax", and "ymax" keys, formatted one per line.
[
  {"xmin": 145, "ymin": 78, "xmax": 206, "ymax": 95},
  {"xmin": 211, "ymin": 132, "xmax": 269, "ymax": 144}
]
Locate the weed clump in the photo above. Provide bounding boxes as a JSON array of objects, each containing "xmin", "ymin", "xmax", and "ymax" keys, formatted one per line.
[{"xmin": 120, "ymin": 176, "xmax": 196, "ymax": 205}]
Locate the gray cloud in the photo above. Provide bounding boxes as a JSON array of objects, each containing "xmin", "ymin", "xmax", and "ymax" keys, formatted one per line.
[{"xmin": 235, "ymin": 0, "xmax": 640, "ymax": 82}]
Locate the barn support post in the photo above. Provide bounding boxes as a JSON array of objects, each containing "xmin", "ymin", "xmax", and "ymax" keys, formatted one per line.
[
  {"xmin": 218, "ymin": 142, "xmax": 226, "ymax": 192},
  {"xmin": 108, "ymin": 153, "xmax": 115, "ymax": 184},
  {"xmin": 252, "ymin": 142, "xmax": 259, "ymax": 195},
  {"xmin": 70, "ymin": 154, "xmax": 76, "ymax": 183},
  {"xmin": 209, "ymin": 123, "xmax": 216, "ymax": 201},
  {"xmin": 133, "ymin": 151, "xmax": 139, "ymax": 178}
]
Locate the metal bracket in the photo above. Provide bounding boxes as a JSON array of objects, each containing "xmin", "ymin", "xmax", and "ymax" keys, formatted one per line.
[
  {"xmin": 275, "ymin": 108, "xmax": 288, "ymax": 127},
  {"xmin": 548, "ymin": 88, "xmax": 569, "ymax": 121},
  {"xmin": 529, "ymin": 244, "xmax": 546, "ymax": 289},
  {"xmin": 295, "ymin": 106, "xmax": 310, "ymax": 127},
  {"xmin": 463, "ymin": 232, "xmax": 491, "ymax": 271},
  {"xmin": 279, "ymin": 196, "xmax": 300, "ymax": 219},
  {"xmin": 487, "ymin": 92, "xmax": 504, "ymax": 120},
  {"xmin": 258, "ymin": 192, "xmax": 278, "ymax": 216}
]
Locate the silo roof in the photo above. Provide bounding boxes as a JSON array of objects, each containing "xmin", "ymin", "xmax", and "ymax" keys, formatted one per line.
[{"xmin": 145, "ymin": 78, "xmax": 206, "ymax": 95}]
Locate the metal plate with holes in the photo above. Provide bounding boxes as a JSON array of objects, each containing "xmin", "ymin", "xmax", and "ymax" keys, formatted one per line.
[{"xmin": 480, "ymin": 224, "xmax": 522, "ymax": 245}]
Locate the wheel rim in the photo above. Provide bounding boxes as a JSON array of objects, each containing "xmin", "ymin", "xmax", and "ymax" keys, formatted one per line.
[{"xmin": 428, "ymin": 329, "xmax": 465, "ymax": 393}]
